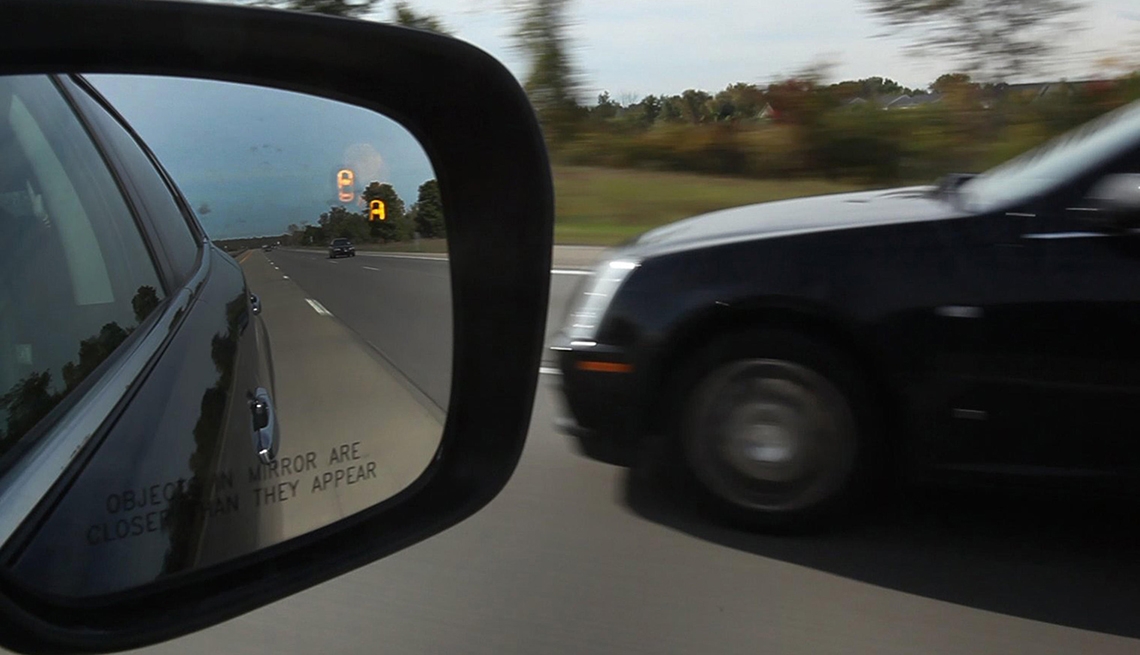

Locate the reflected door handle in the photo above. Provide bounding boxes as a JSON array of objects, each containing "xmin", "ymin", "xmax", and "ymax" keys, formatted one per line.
[
  {"xmin": 250, "ymin": 387, "xmax": 277, "ymax": 463},
  {"xmin": 250, "ymin": 293, "xmax": 262, "ymax": 315}
]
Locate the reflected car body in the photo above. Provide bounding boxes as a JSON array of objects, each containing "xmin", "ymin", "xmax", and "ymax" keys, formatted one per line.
[
  {"xmin": 554, "ymin": 99, "xmax": 1140, "ymax": 524},
  {"xmin": 0, "ymin": 74, "xmax": 276, "ymax": 596},
  {"xmin": 328, "ymin": 237, "xmax": 356, "ymax": 258}
]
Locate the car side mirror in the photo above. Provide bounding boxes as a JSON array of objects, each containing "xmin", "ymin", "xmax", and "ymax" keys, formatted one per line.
[
  {"xmin": 1083, "ymin": 173, "xmax": 1140, "ymax": 230},
  {"xmin": 0, "ymin": 1, "xmax": 552, "ymax": 651}
]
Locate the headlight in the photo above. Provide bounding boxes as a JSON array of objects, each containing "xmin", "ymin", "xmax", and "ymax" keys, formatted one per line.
[{"xmin": 564, "ymin": 259, "xmax": 640, "ymax": 341}]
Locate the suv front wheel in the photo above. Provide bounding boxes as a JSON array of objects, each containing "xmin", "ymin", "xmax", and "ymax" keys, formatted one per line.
[{"xmin": 672, "ymin": 329, "xmax": 877, "ymax": 531}]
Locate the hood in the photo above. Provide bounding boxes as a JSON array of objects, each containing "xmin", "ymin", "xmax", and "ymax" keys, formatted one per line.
[{"xmin": 621, "ymin": 186, "xmax": 964, "ymax": 260}]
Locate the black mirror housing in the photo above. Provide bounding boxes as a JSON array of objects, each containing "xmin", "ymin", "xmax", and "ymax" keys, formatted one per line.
[{"xmin": 0, "ymin": 1, "xmax": 552, "ymax": 651}]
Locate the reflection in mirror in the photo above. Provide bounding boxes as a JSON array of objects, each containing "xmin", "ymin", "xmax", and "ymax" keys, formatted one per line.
[{"xmin": 0, "ymin": 75, "xmax": 450, "ymax": 597}]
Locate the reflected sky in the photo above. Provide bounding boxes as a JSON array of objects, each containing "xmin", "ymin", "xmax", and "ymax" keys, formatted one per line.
[{"xmin": 88, "ymin": 75, "xmax": 435, "ymax": 240}]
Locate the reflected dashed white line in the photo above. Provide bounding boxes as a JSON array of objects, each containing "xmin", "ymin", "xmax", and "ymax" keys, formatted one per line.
[
  {"xmin": 305, "ymin": 298, "xmax": 332, "ymax": 316},
  {"xmin": 539, "ymin": 367, "xmax": 562, "ymax": 375},
  {"xmin": 363, "ymin": 266, "xmax": 380, "ymax": 271}
]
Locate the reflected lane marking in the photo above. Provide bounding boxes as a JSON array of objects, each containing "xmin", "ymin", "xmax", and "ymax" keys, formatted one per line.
[
  {"xmin": 282, "ymin": 275, "xmax": 289, "ymax": 279},
  {"xmin": 363, "ymin": 266, "xmax": 380, "ymax": 271},
  {"xmin": 360, "ymin": 253, "xmax": 447, "ymax": 262},
  {"xmin": 539, "ymin": 367, "xmax": 562, "ymax": 375},
  {"xmin": 552, "ymin": 269, "xmax": 592, "ymax": 276},
  {"xmin": 305, "ymin": 299, "xmax": 332, "ymax": 316}
]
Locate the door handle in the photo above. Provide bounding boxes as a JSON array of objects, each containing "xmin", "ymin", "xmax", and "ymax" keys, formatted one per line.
[{"xmin": 249, "ymin": 387, "xmax": 277, "ymax": 463}]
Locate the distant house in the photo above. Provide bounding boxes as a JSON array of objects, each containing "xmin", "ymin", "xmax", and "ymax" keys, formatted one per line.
[
  {"xmin": 883, "ymin": 93, "xmax": 943, "ymax": 110},
  {"xmin": 842, "ymin": 93, "xmax": 943, "ymax": 110},
  {"xmin": 982, "ymin": 79, "xmax": 1118, "ymax": 106}
]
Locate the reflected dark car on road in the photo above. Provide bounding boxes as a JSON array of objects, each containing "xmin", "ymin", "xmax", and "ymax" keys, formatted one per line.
[
  {"xmin": 0, "ymin": 73, "xmax": 277, "ymax": 587},
  {"xmin": 328, "ymin": 237, "xmax": 356, "ymax": 258},
  {"xmin": 553, "ymin": 99, "xmax": 1140, "ymax": 530}
]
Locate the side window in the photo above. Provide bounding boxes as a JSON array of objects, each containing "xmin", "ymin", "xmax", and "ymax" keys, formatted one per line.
[
  {"xmin": 0, "ymin": 76, "xmax": 165, "ymax": 455},
  {"xmin": 61, "ymin": 77, "xmax": 201, "ymax": 284}
]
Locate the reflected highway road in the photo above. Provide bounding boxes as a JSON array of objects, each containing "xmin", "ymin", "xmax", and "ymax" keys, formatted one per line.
[{"xmin": 112, "ymin": 249, "xmax": 1140, "ymax": 653}]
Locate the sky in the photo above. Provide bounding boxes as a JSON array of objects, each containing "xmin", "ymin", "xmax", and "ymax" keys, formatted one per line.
[
  {"xmin": 89, "ymin": 75, "xmax": 436, "ymax": 240},
  {"xmin": 82, "ymin": 2, "xmax": 1140, "ymax": 240},
  {"xmin": 377, "ymin": 0, "xmax": 1140, "ymax": 100}
]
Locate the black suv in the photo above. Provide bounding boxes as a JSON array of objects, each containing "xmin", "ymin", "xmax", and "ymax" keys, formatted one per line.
[
  {"xmin": 328, "ymin": 237, "xmax": 355, "ymax": 258},
  {"xmin": 554, "ymin": 99, "xmax": 1140, "ymax": 529}
]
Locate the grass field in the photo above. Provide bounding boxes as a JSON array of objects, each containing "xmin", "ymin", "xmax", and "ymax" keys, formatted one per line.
[{"xmin": 552, "ymin": 166, "xmax": 869, "ymax": 246}]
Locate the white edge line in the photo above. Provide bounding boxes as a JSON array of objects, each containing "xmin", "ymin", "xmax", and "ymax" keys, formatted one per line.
[
  {"xmin": 539, "ymin": 366, "xmax": 562, "ymax": 375},
  {"xmin": 359, "ymin": 252, "xmax": 449, "ymax": 262},
  {"xmin": 279, "ymin": 248, "xmax": 593, "ymax": 274},
  {"xmin": 305, "ymin": 298, "xmax": 333, "ymax": 316}
]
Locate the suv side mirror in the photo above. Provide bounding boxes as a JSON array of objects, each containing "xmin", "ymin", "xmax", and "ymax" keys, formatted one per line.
[{"xmin": 1084, "ymin": 173, "xmax": 1140, "ymax": 230}]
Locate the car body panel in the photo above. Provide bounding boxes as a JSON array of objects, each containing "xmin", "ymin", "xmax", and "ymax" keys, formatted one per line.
[
  {"xmin": 0, "ymin": 76, "xmax": 274, "ymax": 600},
  {"xmin": 6, "ymin": 247, "xmax": 268, "ymax": 598}
]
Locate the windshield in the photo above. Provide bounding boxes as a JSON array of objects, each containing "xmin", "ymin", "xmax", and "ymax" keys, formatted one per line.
[
  {"xmin": 332, "ymin": 238, "xmax": 350, "ymax": 245},
  {"xmin": 961, "ymin": 100, "xmax": 1140, "ymax": 211}
]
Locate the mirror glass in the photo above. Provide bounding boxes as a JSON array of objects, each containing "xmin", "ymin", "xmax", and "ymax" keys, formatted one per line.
[{"xmin": 0, "ymin": 74, "xmax": 450, "ymax": 597}]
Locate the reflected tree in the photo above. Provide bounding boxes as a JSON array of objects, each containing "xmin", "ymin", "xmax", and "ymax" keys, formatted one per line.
[
  {"xmin": 61, "ymin": 323, "xmax": 130, "ymax": 390},
  {"xmin": 411, "ymin": 179, "xmax": 444, "ymax": 238},
  {"xmin": 132, "ymin": 285, "xmax": 161, "ymax": 323},
  {"xmin": 362, "ymin": 182, "xmax": 408, "ymax": 241},
  {"xmin": 0, "ymin": 286, "xmax": 163, "ymax": 453},
  {"xmin": 164, "ymin": 293, "xmax": 248, "ymax": 572},
  {"xmin": 0, "ymin": 371, "xmax": 58, "ymax": 449}
]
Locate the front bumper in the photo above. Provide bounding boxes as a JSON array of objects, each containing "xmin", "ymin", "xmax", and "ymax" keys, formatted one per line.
[{"xmin": 550, "ymin": 333, "xmax": 643, "ymax": 465}]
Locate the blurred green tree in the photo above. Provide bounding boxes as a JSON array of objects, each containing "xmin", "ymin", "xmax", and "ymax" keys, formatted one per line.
[
  {"xmin": 268, "ymin": 0, "xmax": 380, "ymax": 17},
  {"xmin": 393, "ymin": 2, "xmax": 450, "ymax": 33},
  {"xmin": 411, "ymin": 179, "xmax": 445, "ymax": 238},
  {"xmin": 362, "ymin": 182, "xmax": 407, "ymax": 241},
  {"xmin": 514, "ymin": 0, "xmax": 584, "ymax": 144},
  {"xmin": 865, "ymin": 0, "xmax": 1083, "ymax": 79}
]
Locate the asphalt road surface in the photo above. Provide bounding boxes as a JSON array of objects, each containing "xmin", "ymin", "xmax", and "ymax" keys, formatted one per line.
[{"xmin": 115, "ymin": 248, "xmax": 1140, "ymax": 654}]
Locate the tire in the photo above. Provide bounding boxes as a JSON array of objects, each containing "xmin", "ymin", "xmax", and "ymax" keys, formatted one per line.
[{"xmin": 670, "ymin": 329, "xmax": 877, "ymax": 531}]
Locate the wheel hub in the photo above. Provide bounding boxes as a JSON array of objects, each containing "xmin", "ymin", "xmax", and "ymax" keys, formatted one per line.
[
  {"xmin": 684, "ymin": 358, "xmax": 857, "ymax": 513},
  {"xmin": 722, "ymin": 401, "xmax": 806, "ymax": 482}
]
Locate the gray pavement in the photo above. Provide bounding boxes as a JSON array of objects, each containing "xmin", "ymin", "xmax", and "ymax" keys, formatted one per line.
[
  {"xmin": 282, "ymin": 244, "xmax": 609, "ymax": 272},
  {"xmin": 114, "ymin": 251, "xmax": 1140, "ymax": 655}
]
